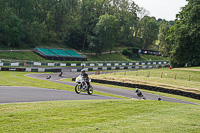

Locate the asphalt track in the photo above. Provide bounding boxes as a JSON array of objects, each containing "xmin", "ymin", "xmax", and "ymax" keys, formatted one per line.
[
  {"xmin": 0, "ymin": 86, "xmax": 118, "ymax": 104},
  {"xmin": 26, "ymin": 72, "xmax": 198, "ymax": 105},
  {"xmin": 0, "ymin": 72, "xmax": 198, "ymax": 105}
]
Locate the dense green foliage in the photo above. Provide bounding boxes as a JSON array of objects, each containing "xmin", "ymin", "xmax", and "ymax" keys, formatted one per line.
[
  {"xmin": 157, "ymin": 21, "xmax": 170, "ymax": 56},
  {"xmin": 0, "ymin": 0, "xmax": 160, "ymax": 54},
  {"xmin": 169, "ymin": 0, "xmax": 200, "ymax": 67},
  {"xmin": 121, "ymin": 48, "xmax": 132, "ymax": 57},
  {"xmin": 158, "ymin": 0, "xmax": 200, "ymax": 67},
  {"xmin": 88, "ymin": 14, "xmax": 120, "ymax": 55}
]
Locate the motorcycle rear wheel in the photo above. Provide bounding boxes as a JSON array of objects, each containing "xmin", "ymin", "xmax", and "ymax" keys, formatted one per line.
[
  {"xmin": 75, "ymin": 84, "xmax": 81, "ymax": 94},
  {"xmin": 87, "ymin": 85, "xmax": 93, "ymax": 95}
]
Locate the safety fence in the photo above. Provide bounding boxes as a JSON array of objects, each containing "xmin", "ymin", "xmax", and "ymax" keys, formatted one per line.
[
  {"xmin": 0, "ymin": 60, "xmax": 168, "ymax": 67},
  {"xmin": 0, "ymin": 67, "xmax": 61, "ymax": 72},
  {"xmin": 71, "ymin": 64, "xmax": 169, "ymax": 72}
]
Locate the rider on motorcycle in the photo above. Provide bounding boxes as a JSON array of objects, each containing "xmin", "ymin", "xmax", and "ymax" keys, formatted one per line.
[{"xmin": 81, "ymin": 69, "xmax": 90, "ymax": 89}]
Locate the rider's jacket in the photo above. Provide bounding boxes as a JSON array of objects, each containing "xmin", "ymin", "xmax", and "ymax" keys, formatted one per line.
[{"xmin": 81, "ymin": 73, "xmax": 89, "ymax": 80}]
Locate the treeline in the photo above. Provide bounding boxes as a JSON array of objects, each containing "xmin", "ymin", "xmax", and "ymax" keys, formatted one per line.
[
  {"xmin": 0, "ymin": 0, "xmax": 164, "ymax": 54},
  {"xmin": 1, "ymin": 0, "xmax": 198, "ymax": 67},
  {"xmin": 157, "ymin": 0, "xmax": 200, "ymax": 67}
]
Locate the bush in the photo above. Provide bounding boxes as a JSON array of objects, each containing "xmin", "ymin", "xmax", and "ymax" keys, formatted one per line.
[
  {"xmin": 0, "ymin": 9, "xmax": 25, "ymax": 47},
  {"xmin": 122, "ymin": 48, "xmax": 132, "ymax": 57}
]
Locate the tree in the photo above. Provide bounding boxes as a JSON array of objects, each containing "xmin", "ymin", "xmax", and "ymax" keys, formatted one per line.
[
  {"xmin": 140, "ymin": 16, "xmax": 159, "ymax": 49},
  {"xmin": 88, "ymin": 14, "xmax": 120, "ymax": 55},
  {"xmin": 63, "ymin": 26, "xmax": 84, "ymax": 50},
  {"xmin": 0, "ymin": 9, "xmax": 25, "ymax": 47},
  {"xmin": 0, "ymin": 0, "xmax": 155, "ymax": 50},
  {"xmin": 80, "ymin": 0, "xmax": 107, "ymax": 52},
  {"xmin": 115, "ymin": 0, "xmax": 138, "ymax": 46},
  {"xmin": 26, "ymin": 21, "xmax": 47, "ymax": 46},
  {"xmin": 157, "ymin": 21, "xmax": 170, "ymax": 56},
  {"xmin": 168, "ymin": 0, "xmax": 200, "ymax": 67}
]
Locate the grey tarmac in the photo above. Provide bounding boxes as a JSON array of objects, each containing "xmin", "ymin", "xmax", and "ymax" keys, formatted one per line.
[
  {"xmin": 0, "ymin": 86, "xmax": 118, "ymax": 104},
  {"xmin": 26, "ymin": 72, "xmax": 199, "ymax": 105}
]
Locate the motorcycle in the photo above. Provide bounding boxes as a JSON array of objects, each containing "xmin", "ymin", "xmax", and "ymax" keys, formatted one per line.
[
  {"xmin": 59, "ymin": 72, "xmax": 63, "ymax": 77},
  {"xmin": 75, "ymin": 75, "xmax": 93, "ymax": 95}
]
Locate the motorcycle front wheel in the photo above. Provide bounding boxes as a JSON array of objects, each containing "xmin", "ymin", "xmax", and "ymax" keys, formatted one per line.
[
  {"xmin": 75, "ymin": 84, "xmax": 81, "ymax": 94},
  {"xmin": 87, "ymin": 85, "xmax": 93, "ymax": 95}
]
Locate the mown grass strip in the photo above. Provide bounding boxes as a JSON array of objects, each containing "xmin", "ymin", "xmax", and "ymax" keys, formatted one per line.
[
  {"xmin": 89, "ymin": 68, "xmax": 200, "ymax": 94},
  {"xmin": 0, "ymin": 100, "xmax": 199, "ymax": 133}
]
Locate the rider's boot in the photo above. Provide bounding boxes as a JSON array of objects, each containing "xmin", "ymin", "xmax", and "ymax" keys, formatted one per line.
[{"xmin": 87, "ymin": 84, "xmax": 90, "ymax": 90}]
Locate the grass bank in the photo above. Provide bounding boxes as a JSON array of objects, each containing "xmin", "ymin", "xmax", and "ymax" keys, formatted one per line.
[
  {"xmin": 0, "ymin": 100, "xmax": 199, "ymax": 133},
  {"xmin": 0, "ymin": 51, "xmax": 167, "ymax": 62},
  {"xmin": 0, "ymin": 51, "xmax": 46, "ymax": 61},
  {"xmin": 90, "ymin": 68, "xmax": 200, "ymax": 94},
  {"xmin": 86, "ymin": 53, "xmax": 168, "ymax": 61}
]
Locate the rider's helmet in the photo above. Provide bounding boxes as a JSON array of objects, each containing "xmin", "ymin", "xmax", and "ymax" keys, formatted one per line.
[{"xmin": 81, "ymin": 69, "xmax": 85, "ymax": 74}]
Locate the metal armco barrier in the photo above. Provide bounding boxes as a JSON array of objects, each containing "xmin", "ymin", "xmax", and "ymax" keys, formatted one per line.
[
  {"xmin": 0, "ymin": 60, "xmax": 168, "ymax": 67},
  {"xmin": 71, "ymin": 64, "xmax": 169, "ymax": 72},
  {"xmin": 0, "ymin": 67, "xmax": 61, "ymax": 72},
  {"xmin": 1, "ymin": 68, "xmax": 26, "ymax": 71}
]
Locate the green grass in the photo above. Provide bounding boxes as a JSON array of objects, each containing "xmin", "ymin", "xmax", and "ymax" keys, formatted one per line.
[
  {"xmin": 136, "ymin": 54, "xmax": 169, "ymax": 61},
  {"xmin": 0, "ymin": 51, "xmax": 46, "ymax": 61},
  {"xmin": 87, "ymin": 53, "xmax": 168, "ymax": 61},
  {"xmin": 0, "ymin": 51, "xmax": 167, "ymax": 62},
  {"xmin": 0, "ymin": 71, "xmax": 71, "ymax": 90},
  {"xmin": 86, "ymin": 53, "xmax": 132, "ymax": 61},
  {"xmin": 181, "ymin": 67, "xmax": 200, "ymax": 69},
  {"xmin": 90, "ymin": 68, "xmax": 200, "ymax": 94},
  {"xmin": 0, "ymin": 100, "xmax": 200, "ymax": 133}
]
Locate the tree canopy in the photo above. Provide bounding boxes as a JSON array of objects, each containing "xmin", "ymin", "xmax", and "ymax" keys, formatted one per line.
[
  {"xmin": 167, "ymin": 0, "xmax": 200, "ymax": 67},
  {"xmin": 0, "ymin": 0, "xmax": 159, "ymax": 55}
]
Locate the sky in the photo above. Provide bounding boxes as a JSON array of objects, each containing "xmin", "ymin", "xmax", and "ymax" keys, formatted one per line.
[{"xmin": 132, "ymin": 0, "xmax": 188, "ymax": 21}]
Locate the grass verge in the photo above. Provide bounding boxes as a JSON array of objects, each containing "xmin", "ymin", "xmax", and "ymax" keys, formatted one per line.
[
  {"xmin": 0, "ymin": 100, "xmax": 200, "ymax": 133},
  {"xmin": 89, "ymin": 68, "xmax": 200, "ymax": 94}
]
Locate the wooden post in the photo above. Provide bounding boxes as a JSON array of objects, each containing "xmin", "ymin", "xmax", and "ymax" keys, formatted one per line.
[
  {"xmin": 124, "ymin": 71, "xmax": 126, "ymax": 76},
  {"xmin": 175, "ymin": 74, "xmax": 176, "ymax": 80},
  {"xmin": 161, "ymin": 72, "xmax": 163, "ymax": 78},
  {"xmin": 189, "ymin": 75, "xmax": 190, "ymax": 81},
  {"xmin": 148, "ymin": 71, "xmax": 150, "ymax": 77},
  {"xmin": 136, "ymin": 71, "xmax": 138, "ymax": 76}
]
